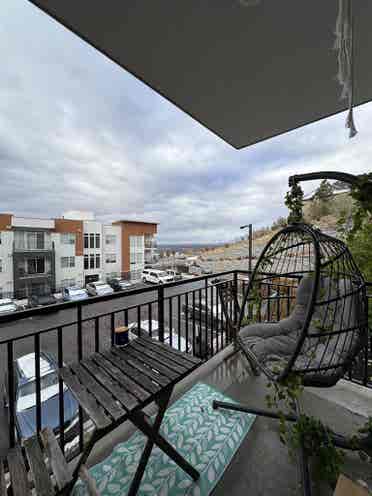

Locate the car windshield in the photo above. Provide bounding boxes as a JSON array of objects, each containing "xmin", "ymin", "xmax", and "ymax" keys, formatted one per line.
[
  {"xmin": 18, "ymin": 372, "xmax": 58, "ymax": 398},
  {"xmin": 157, "ymin": 271, "xmax": 168, "ymax": 277}
]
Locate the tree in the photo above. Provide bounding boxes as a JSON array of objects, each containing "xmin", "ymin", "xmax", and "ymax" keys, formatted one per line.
[
  {"xmin": 271, "ymin": 217, "xmax": 287, "ymax": 230},
  {"xmin": 309, "ymin": 179, "xmax": 335, "ymax": 218},
  {"xmin": 314, "ymin": 180, "xmax": 334, "ymax": 201}
]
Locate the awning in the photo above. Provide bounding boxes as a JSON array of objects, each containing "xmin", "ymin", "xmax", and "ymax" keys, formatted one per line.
[{"xmin": 27, "ymin": 1, "xmax": 372, "ymax": 149}]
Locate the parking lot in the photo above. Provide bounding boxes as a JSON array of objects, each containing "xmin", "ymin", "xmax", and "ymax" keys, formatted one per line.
[{"xmin": 0, "ymin": 276, "xmax": 231, "ymax": 454}]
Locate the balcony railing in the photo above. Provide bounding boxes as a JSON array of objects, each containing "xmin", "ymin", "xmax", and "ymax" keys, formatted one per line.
[
  {"xmin": 0, "ymin": 270, "xmax": 370, "ymax": 461},
  {"xmin": 14, "ymin": 242, "xmax": 53, "ymax": 252}
]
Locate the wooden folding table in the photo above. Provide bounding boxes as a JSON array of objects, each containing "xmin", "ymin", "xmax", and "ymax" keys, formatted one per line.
[{"xmin": 59, "ymin": 336, "xmax": 202, "ymax": 495}]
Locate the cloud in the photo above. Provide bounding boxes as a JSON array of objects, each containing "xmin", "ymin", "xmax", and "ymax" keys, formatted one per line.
[{"xmin": 0, "ymin": 0, "xmax": 371, "ymax": 243}]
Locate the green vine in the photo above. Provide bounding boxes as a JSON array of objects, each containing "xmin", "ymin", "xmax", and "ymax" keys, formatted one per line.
[
  {"xmin": 349, "ymin": 173, "xmax": 372, "ymax": 234},
  {"xmin": 285, "ymin": 183, "xmax": 304, "ymax": 224},
  {"xmin": 265, "ymin": 377, "xmax": 372, "ymax": 488}
]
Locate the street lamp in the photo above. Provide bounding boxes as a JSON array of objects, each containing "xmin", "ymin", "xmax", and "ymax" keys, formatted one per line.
[{"xmin": 240, "ymin": 224, "xmax": 253, "ymax": 273}]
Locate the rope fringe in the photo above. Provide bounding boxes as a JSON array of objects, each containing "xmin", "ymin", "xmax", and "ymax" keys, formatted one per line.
[{"xmin": 335, "ymin": 0, "xmax": 358, "ymax": 138}]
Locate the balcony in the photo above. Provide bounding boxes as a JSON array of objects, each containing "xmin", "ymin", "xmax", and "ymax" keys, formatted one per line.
[
  {"xmin": 0, "ymin": 270, "xmax": 370, "ymax": 494},
  {"xmin": 13, "ymin": 241, "xmax": 53, "ymax": 252}
]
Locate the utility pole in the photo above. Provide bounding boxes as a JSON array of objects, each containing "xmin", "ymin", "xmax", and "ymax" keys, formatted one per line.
[{"xmin": 240, "ymin": 224, "xmax": 253, "ymax": 274}]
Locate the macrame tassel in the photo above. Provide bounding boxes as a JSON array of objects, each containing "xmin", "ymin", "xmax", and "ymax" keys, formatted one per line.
[
  {"xmin": 335, "ymin": 0, "xmax": 358, "ymax": 138},
  {"xmin": 346, "ymin": 107, "xmax": 357, "ymax": 138}
]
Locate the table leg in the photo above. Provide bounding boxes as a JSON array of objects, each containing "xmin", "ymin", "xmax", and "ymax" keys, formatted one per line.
[
  {"xmin": 127, "ymin": 387, "xmax": 200, "ymax": 496},
  {"xmin": 59, "ymin": 430, "xmax": 99, "ymax": 495},
  {"xmin": 127, "ymin": 388, "xmax": 172, "ymax": 496}
]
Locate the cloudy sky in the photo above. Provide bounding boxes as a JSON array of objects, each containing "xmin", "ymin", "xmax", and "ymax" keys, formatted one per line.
[{"xmin": 0, "ymin": 1, "xmax": 371, "ymax": 244}]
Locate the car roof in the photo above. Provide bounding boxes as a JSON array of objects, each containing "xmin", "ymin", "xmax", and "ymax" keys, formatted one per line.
[
  {"xmin": 0, "ymin": 298, "xmax": 14, "ymax": 305},
  {"xmin": 16, "ymin": 352, "xmax": 54, "ymax": 382},
  {"xmin": 139, "ymin": 320, "xmax": 159, "ymax": 333}
]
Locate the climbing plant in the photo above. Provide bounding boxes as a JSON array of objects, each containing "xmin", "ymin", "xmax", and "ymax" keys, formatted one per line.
[
  {"xmin": 337, "ymin": 172, "xmax": 372, "ymax": 319},
  {"xmin": 265, "ymin": 376, "xmax": 372, "ymax": 488}
]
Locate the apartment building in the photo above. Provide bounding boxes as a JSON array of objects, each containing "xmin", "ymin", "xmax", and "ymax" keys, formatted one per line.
[{"xmin": 0, "ymin": 212, "xmax": 158, "ymax": 299}]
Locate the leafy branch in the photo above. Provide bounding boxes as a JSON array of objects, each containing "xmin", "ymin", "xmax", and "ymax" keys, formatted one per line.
[{"xmin": 285, "ymin": 183, "xmax": 304, "ymax": 224}]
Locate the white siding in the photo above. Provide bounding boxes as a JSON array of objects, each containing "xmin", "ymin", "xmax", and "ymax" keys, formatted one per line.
[
  {"xmin": 12, "ymin": 217, "xmax": 55, "ymax": 229},
  {"xmin": 52, "ymin": 233, "xmax": 84, "ymax": 289},
  {"xmin": 83, "ymin": 220, "xmax": 104, "ymax": 281},
  {"xmin": 0, "ymin": 231, "xmax": 14, "ymax": 297},
  {"xmin": 103, "ymin": 225, "xmax": 121, "ymax": 279}
]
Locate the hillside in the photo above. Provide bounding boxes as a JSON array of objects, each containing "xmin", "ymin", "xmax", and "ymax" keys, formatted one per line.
[{"xmin": 190, "ymin": 190, "xmax": 354, "ymax": 273}]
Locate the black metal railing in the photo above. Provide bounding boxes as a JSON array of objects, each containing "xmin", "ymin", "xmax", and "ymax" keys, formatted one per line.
[
  {"xmin": 0, "ymin": 269, "xmax": 370, "ymax": 460},
  {"xmin": 0, "ymin": 270, "xmax": 238, "ymax": 457}
]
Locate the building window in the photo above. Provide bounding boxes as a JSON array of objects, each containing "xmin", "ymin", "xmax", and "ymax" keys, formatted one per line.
[
  {"xmin": 90, "ymin": 253, "xmax": 95, "ymax": 269},
  {"xmin": 84, "ymin": 233, "xmax": 89, "ymax": 249},
  {"xmin": 129, "ymin": 236, "xmax": 144, "ymax": 270},
  {"xmin": 61, "ymin": 233, "xmax": 75, "ymax": 245},
  {"xmin": 0, "ymin": 287, "xmax": 2, "ymax": 298},
  {"xmin": 95, "ymin": 234, "xmax": 100, "ymax": 249},
  {"xmin": 84, "ymin": 254, "xmax": 89, "ymax": 270},
  {"xmin": 27, "ymin": 257, "xmax": 45, "ymax": 275},
  {"xmin": 0, "ymin": 259, "xmax": 2, "ymax": 273},
  {"xmin": 26, "ymin": 232, "xmax": 45, "ymax": 250},
  {"xmin": 61, "ymin": 256, "xmax": 75, "ymax": 268},
  {"xmin": 61, "ymin": 278, "xmax": 75, "ymax": 288},
  {"xmin": 105, "ymin": 254, "xmax": 116, "ymax": 264},
  {"xmin": 105, "ymin": 234, "xmax": 116, "ymax": 245},
  {"xmin": 15, "ymin": 231, "xmax": 50, "ymax": 250},
  {"xmin": 89, "ymin": 233, "xmax": 95, "ymax": 249},
  {"xmin": 0, "ymin": 232, "xmax": 2, "ymax": 245},
  {"xmin": 96, "ymin": 254, "xmax": 100, "ymax": 269}
]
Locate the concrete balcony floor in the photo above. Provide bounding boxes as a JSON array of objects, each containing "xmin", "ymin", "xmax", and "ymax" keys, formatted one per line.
[{"xmin": 86, "ymin": 346, "xmax": 372, "ymax": 496}]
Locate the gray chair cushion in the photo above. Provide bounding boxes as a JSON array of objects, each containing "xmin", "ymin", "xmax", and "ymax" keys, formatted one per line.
[{"xmin": 239, "ymin": 275, "xmax": 314, "ymax": 373}]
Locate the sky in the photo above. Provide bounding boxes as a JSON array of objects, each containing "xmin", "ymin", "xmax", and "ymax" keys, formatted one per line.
[{"xmin": 0, "ymin": 1, "xmax": 371, "ymax": 244}]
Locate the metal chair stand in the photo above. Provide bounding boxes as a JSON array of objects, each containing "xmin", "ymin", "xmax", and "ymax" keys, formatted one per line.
[{"xmin": 215, "ymin": 223, "xmax": 371, "ymax": 496}]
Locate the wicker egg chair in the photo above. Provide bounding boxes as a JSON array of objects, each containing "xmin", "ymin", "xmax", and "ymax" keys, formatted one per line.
[{"xmin": 213, "ymin": 223, "xmax": 371, "ymax": 495}]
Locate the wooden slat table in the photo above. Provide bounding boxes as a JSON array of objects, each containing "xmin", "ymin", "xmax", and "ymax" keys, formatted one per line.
[{"xmin": 59, "ymin": 336, "xmax": 202, "ymax": 495}]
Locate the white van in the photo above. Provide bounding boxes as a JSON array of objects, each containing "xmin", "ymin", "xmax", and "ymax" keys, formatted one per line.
[{"xmin": 141, "ymin": 269, "xmax": 174, "ymax": 284}]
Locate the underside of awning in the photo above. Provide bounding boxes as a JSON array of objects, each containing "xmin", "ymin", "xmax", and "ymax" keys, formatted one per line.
[{"xmin": 27, "ymin": 1, "xmax": 372, "ymax": 149}]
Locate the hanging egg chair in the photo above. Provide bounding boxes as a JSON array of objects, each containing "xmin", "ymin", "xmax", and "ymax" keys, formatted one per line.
[{"xmin": 235, "ymin": 222, "xmax": 368, "ymax": 387}]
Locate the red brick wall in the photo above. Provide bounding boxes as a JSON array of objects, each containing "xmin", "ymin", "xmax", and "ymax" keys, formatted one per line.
[
  {"xmin": 54, "ymin": 219, "xmax": 84, "ymax": 256},
  {"xmin": 114, "ymin": 221, "xmax": 157, "ymax": 273}
]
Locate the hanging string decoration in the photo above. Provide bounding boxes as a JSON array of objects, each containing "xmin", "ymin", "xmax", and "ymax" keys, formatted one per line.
[{"xmin": 334, "ymin": 0, "xmax": 358, "ymax": 138}]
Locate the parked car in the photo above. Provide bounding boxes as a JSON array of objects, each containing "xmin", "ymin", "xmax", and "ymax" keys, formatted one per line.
[
  {"xmin": 62, "ymin": 286, "xmax": 89, "ymax": 302},
  {"xmin": 129, "ymin": 320, "xmax": 190, "ymax": 352},
  {"xmin": 182, "ymin": 298, "xmax": 223, "ymax": 329},
  {"xmin": 86, "ymin": 281, "xmax": 114, "ymax": 297},
  {"xmin": 29, "ymin": 292, "xmax": 59, "ymax": 311},
  {"xmin": 141, "ymin": 269, "xmax": 174, "ymax": 284},
  {"xmin": 108, "ymin": 278, "xmax": 132, "ymax": 292},
  {"xmin": 0, "ymin": 298, "xmax": 18, "ymax": 315},
  {"xmin": 10, "ymin": 352, "xmax": 79, "ymax": 440},
  {"xmin": 166, "ymin": 270, "xmax": 182, "ymax": 281},
  {"xmin": 208, "ymin": 277, "xmax": 223, "ymax": 286}
]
